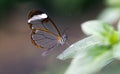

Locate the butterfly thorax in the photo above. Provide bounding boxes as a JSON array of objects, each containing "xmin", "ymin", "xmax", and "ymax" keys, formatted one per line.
[{"xmin": 57, "ymin": 34, "xmax": 66, "ymax": 45}]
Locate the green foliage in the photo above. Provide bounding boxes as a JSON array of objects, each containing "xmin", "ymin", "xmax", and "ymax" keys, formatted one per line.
[
  {"xmin": 0, "ymin": 0, "xmax": 103, "ymax": 18},
  {"xmin": 64, "ymin": 45, "xmax": 113, "ymax": 74},
  {"xmin": 82, "ymin": 20, "xmax": 119, "ymax": 45},
  {"xmin": 57, "ymin": 36, "xmax": 100, "ymax": 60},
  {"xmin": 57, "ymin": 20, "xmax": 120, "ymax": 74},
  {"xmin": 51, "ymin": 0, "xmax": 85, "ymax": 14},
  {"xmin": 98, "ymin": 8, "xmax": 120, "ymax": 25},
  {"xmin": 57, "ymin": 0, "xmax": 120, "ymax": 74},
  {"xmin": 106, "ymin": 0, "xmax": 120, "ymax": 8}
]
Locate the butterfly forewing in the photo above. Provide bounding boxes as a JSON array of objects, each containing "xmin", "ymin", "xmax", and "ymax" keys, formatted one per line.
[
  {"xmin": 29, "ymin": 20, "xmax": 45, "ymax": 29},
  {"xmin": 42, "ymin": 20, "xmax": 61, "ymax": 36},
  {"xmin": 29, "ymin": 17, "xmax": 61, "ymax": 37}
]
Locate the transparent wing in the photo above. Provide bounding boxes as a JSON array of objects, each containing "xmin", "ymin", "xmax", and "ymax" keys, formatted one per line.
[
  {"xmin": 29, "ymin": 19, "xmax": 61, "ymax": 36},
  {"xmin": 31, "ymin": 29, "xmax": 58, "ymax": 49},
  {"xmin": 28, "ymin": 10, "xmax": 63, "ymax": 55},
  {"xmin": 29, "ymin": 20, "xmax": 45, "ymax": 29}
]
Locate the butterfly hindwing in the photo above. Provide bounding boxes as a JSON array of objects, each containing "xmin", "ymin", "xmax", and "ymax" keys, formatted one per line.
[{"xmin": 31, "ymin": 29, "xmax": 58, "ymax": 49}]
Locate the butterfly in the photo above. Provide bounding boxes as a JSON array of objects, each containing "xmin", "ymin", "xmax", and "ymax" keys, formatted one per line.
[{"xmin": 27, "ymin": 10, "xmax": 67, "ymax": 55}]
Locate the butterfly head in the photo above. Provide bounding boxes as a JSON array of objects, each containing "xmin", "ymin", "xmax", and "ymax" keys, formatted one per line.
[{"xmin": 57, "ymin": 34, "xmax": 67, "ymax": 45}]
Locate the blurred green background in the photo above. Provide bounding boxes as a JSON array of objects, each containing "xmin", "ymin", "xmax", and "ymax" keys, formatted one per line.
[{"xmin": 0, "ymin": 0, "xmax": 120, "ymax": 74}]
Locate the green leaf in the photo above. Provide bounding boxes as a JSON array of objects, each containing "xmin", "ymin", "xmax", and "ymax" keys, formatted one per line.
[
  {"xmin": 57, "ymin": 36, "xmax": 100, "ymax": 60},
  {"xmin": 81, "ymin": 20, "xmax": 114, "ymax": 36},
  {"xmin": 65, "ymin": 45, "xmax": 113, "ymax": 74},
  {"xmin": 106, "ymin": 0, "xmax": 120, "ymax": 8},
  {"xmin": 81, "ymin": 20, "xmax": 119, "ymax": 45},
  {"xmin": 98, "ymin": 8, "xmax": 120, "ymax": 24}
]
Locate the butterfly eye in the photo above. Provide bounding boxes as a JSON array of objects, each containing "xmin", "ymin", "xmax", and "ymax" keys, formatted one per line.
[{"xmin": 28, "ymin": 10, "xmax": 67, "ymax": 55}]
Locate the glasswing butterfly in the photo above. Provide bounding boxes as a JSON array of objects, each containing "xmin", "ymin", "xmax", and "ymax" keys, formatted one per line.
[{"xmin": 27, "ymin": 10, "xmax": 67, "ymax": 55}]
